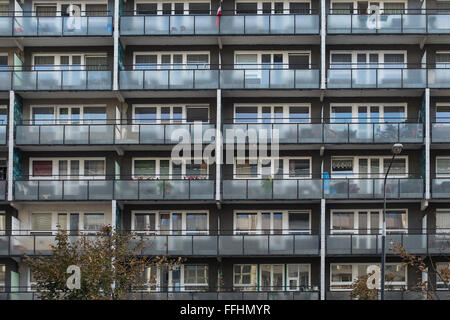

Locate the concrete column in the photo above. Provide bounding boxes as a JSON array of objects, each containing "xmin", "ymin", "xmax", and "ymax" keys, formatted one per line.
[
  {"xmin": 216, "ymin": 89, "xmax": 222, "ymax": 202},
  {"xmin": 7, "ymin": 91, "xmax": 14, "ymax": 202},
  {"xmin": 113, "ymin": 0, "xmax": 119, "ymax": 91},
  {"xmin": 425, "ymin": 88, "xmax": 430, "ymax": 200},
  {"xmin": 111, "ymin": 200, "xmax": 117, "ymax": 229},
  {"xmin": 320, "ymin": 0, "xmax": 326, "ymax": 89},
  {"xmin": 320, "ymin": 198, "xmax": 326, "ymax": 300}
]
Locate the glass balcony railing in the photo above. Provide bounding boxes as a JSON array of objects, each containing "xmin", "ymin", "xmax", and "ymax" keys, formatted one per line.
[
  {"xmin": 326, "ymin": 233, "xmax": 449, "ymax": 255},
  {"xmin": 431, "ymin": 123, "xmax": 450, "ymax": 142},
  {"xmin": 5, "ymin": 16, "xmax": 113, "ymax": 37},
  {"xmin": 13, "ymin": 178, "xmax": 215, "ymax": 201},
  {"xmin": 120, "ymin": 13, "xmax": 319, "ymax": 36},
  {"xmin": 222, "ymin": 177, "xmax": 423, "ymax": 200},
  {"xmin": 15, "ymin": 123, "xmax": 215, "ymax": 145},
  {"xmin": 326, "ymin": 290, "xmax": 449, "ymax": 300},
  {"xmin": 222, "ymin": 179, "xmax": 323, "ymax": 200},
  {"xmin": 323, "ymin": 178, "xmax": 424, "ymax": 199},
  {"xmin": 119, "ymin": 67, "xmax": 320, "ymax": 90},
  {"xmin": 432, "ymin": 178, "xmax": 450, "ymax": 198},
  {"xmin": 0, "ymin": 289, "xmax": 320, "ymax": 300},
  {"xmin": 327, "ymin": 68, "xmax": 427, "ymax": 89},
  {"xmin": 1, "ymin": 70, "xmax": 113, "ymax": 91},
  {"xmin": 428, "ymin": 68, "xmax": 450, "ymax": 88},
  {"xmin": 223, "ymin": 122, "xmax": 423, "ymax": 144},
  {"xmin": 1, "ymin": 232, "xmax": 319, "ymax": 256},
  {"xmin": 0, "ymin": 125, "xmax": 6, "ymax": 145},
  {"xmin": 0, "ymin": 180, "xmax": 6, "ymax": 201}
]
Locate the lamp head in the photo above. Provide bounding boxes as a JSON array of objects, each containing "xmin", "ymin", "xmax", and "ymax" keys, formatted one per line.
[{"xmin": 392, "ymin": 143, "xmax": 403, "ymax": 155}]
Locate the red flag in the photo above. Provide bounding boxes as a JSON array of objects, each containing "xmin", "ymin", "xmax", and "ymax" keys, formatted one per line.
[{"xmin": 216, "ymin": 2, "xmax": 222, "ymax": 28}]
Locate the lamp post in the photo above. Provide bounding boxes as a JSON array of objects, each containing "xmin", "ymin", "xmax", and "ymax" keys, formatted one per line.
[{"xmin": 381, "ymin": 143, "xmax": 403, "ymax": 300}]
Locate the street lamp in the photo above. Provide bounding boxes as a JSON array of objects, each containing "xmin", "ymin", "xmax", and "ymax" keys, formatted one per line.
[{"xmin": 381, "ymin": 143, "xmax": 403, "ymax": 300}]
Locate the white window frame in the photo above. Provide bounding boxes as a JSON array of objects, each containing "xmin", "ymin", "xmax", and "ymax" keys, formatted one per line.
[
  {"xmin": 132, "ymin": 104, "xmax": 210, "ymax": 124},
  {"xmin": 233, "ymin": 103, "xmax": 311, "ymax": 123},
  {"xmin": 330, "ymin": 263, "xmax": 407, "ymax": 291},
  {"xmin": 31, "ymin": 53, "xmax": 107, "ymax": 69},
  {"xmin": 233, "ymin": 210, "xmax": 311, "ymax": 235},
  {"xmin": 330, "ymin": 0, "xmax": 408, "ymax": 14},
  {"xmin": 436, "ymin": 262, "xmax": 450, "ymax": 290},
  {"xmin": 235, "ymin": 0, "xmax": 312, "ymax": 14},
  {"xmin": 29, "ymin": 211, "xmax": 105, "ymax": 235},
  {"xmin": 330, "ymin": 209, "xmax": 408, "ymax": 234},
  {"xmin": 181, "ymin": 265, "xmax": 209, "ymax": 291},
  {"xmin": 131, "ymin": 210, "xmax": 209, "ymax": 235},
  {"xmin": 436, "ymin": 156, "xmax": 450, "ymax": 178},
  {"xmin": 132, "ymin": 157, "xmax": 210, "ymax": 179},
  {"xmin": 329, "ymin": 50, "xmax": 407, "ymax": 68},
  {"xmin": 30, "ymin": 105, "xmax": 107, "ymax": 124},
  {"xmin": 234, "ymin": 50, "xmax": 312, "ymax": 69},
  {"xmin": 259, "ymin": 264, "xmax": 285, "ymax": 291},
  {"xmin": 435, "ymin": 209, "xmax": 450, "ymax": 233},
  {"xmin": 331, "ymin": 155, "xmax": 409, "ymax": 178},
  {"xmin": 233, "ymin": 157, "xmax": 312, "ymax": 179},
  {"xmin": 233, "ymin": 264, "xmax": 258, "ymax": 291},
  {"xmin": 32, "ymin": 1, "xmax": 108, "ymax": 16},
  {"xmin": 133, "ymin": 51, "xmax": 210, "ymax": 69},
  {"xmin": 0, "ymin": 211, "xmax": 5, "ymax": 235},
  {"xmin": 134, "ymin": 0, "xmax": 211, "ymax": 15},
  {"xmin": 29, "ymin": 157, "xmax": 106, "ymax": 180},
  {"xmin": 286, "ymin": 264, "xmax": 312, "ymax": 291},
  {"xmin": 329, "ymin": 103, "xmax": 408, "ymax": 122},
  {"xmin": 436, "ymin": 51, "xmax": 450, "ymax": 68}
]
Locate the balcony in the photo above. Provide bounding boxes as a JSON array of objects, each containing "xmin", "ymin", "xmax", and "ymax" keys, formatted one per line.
[
  {"xmin": 119, "ymin": 67, "xmax": 320, "ymax": 90},
  {"xmin": 327, "ymin": 67, "xmax": 426, "ymax": 89},
  {"xmin": 0, "ymin": 15, "xmax": 113, "ymax": 37},
  {"xmin": 0, "ymin": 180, "xmax": 6, "ymax": 201},
  {"xmin": 431, "ymin": 122, "xmax": 450, "ymax": 143},
  {"xmin": 432, "ymin": 178, "xmax": 450, "ymax": 198},
  {"xmin": 120, "ymin": 12, "xmax": 319, "ymax": 36},
  {"xmin": 327, "ymin": 12, "xmax": 450, "ymax": 34},
  {"xmin": 222, "ymin": 177, "xmax": 423, "ymax": 200},
  {"xmin": 0, "ymin": 232, "xmax": 319, "ymax": 257},
  {"xmin": 13, "ymin": 178, "xmax": 215, "ymax": 201},
  {"xmin": 0, "ymin": 289, "xmax": 320, "ymax": 300},
  {"xmin": 15, "ymin": 123, "xmax": 215, "ymax": 145},
  {"xmin": 0, "ymin": 125, "xmax": 7, "ymax": 145},
  {"xmin": 223, "ymin": 122, "xmax": 423, "ymax": 144},
  {"xmin": 0, "ymin": 69, "xmax": 113, "ymax": 91},
  {"xmin": 323, "ymin": 177, "xmax": 424, "ymax": 199},
  {"xmin": 222, "ymin": 178, "xmax": 323, "ymax": 200},
  {"xmin": 326, "ymin": 290, "xmax": 449, "ymax": 300},
  {"xmin": 326, "ymin": 233, "xmax": 449, "ymax": 255}
]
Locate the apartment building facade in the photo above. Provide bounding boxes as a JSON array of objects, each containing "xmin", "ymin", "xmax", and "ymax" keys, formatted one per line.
[{"xmin": 0, "ymin": 0, "xmax": 448, "ymax": 300}]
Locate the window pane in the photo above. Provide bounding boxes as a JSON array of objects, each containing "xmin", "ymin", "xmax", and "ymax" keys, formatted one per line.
[
  {"xmin": 134, "ymin": 160, "xmax": 156, "ymax": 177},
  {"xmin": 331, "ymin": 265, "xmax": 353, "ymax": 283},
  {"xmin": 384, "ymin": 106, "xmax": 405, "ymax": 122},
  {"xmin": 437, "ymin": 158, "xmax": 450, "ymax": 176},
  {"xmin": 289, "ymin": 106, "xmax": 309, "ymax": 123},
  {"xmin": 436, "ymin": 105, "xmax": 450, "ymax": 122},
  {"xmin": 236, "ymin": 213, "xmax": 257, "ymax": 233},
  {"xmin": 331, "ymin": 106, "xmax": 352, "ymax": 123},
  {"xmin": 289, "ymin": 212, "xmax": 310, "ymax": 233},
  {"xmin": 234, "ymin": 264, "xmax": 257, "ymax": 289},
  {"xmin": 436, "ymin": 211, "xmax": 450, "ymax": 231},
  {"xmin": 289, "ymin": 159, "xmax": 310, "ymax": 177},
  {"xmin": 386, "ymin": 211, "xmax": 407, "ymax": 230},
  {"xmin": 189, "ymin": 3, "xmax": 210, "ymax": 14},
  {"xmin": 83, "ymin": 107, "xmax": 106, "ymax": 124},
  {"xmin": 57, "ymin": 213, "xmax": 67, "ymax": 230},
  {"xmin": 85, "ymin": 56, "xmax": 108, "ymax": 71},
  {"xmin": 186, "ymin": 161, "xmax": 208, "ymax": 178},
  {"xmin": 0, "ymin": 213, "xmax": 4, "ymax": 232},
  {"xmin": 85, "ymin": 4, "xmax": 107, "ymax": 16},
  {"xmin": 383, "ymin": 158, "xmax": 406, "ymax": 176},
  {"xmin": 33, "ymin": 107, "xmax": 55, "ymax": 125},
  {"xmin": 236, "ymin": 3, "xmax": 257, "ymax": 14},
  {"xmin": 235, "ymin": 106, "xmax": 258, "ymax": 123},
  {"xmin": 186, "ymin": 107, "xmax": 209, "ymax": 123},
  {"xmin": 84, "ymin": 160, "xmax": 105, "ymax": 177},
  {"xmin": 186, "ymin": 213, "xmax": 207, "ymax": 232},
  {"xmin": 135, "ymin": 107, "xmax": 157, "ymax": 124},
  {"xmin": 135, "ymin": 55, "xmax": 157, "ymax": 70},
  {"xmin": 134, "ymin": 213, "xmax": 155, "ymax": 231},
  {"xmin": 236, "ymin": 160, "xmax": 258, "ymax": 178},
  {"xmin": 332, "ymin": 158, "xmax": 354, "ymax": 175},
  {"xmin": 31, "ymin": 213, "xmax": 52, "ymax": 231},
  {"xmin": 136, "ymin": 3, "xmax": 157, "ymax": 15},
  {"xmin": 333, "ymin": 212, "xmax": 354, "ymax": 230},
  {"xmin": 84, "ymin": 214, "xmax": 104, "ymax": 231},
  {"xmin": 33, "ymin": 161, "xmax": 53, "ymax": 176}
]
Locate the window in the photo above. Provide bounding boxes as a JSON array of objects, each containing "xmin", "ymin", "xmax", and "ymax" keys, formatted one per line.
[
  {"xmin": 330, "ymin": 104, "xmax": 406, "ymax": 123},
  {"xmin": 234, "ymin": 264, "xmax": 258, "ymax": 291},
  {"xmin": 436, "ymin": 52, "xmax": 450, "ymax": 69},
  {"xmin": 132, "ymin": 211, "xmax": 208, "ymax": 235},
  {"xmin": 133, "ymin": 105, "xmax": 209, "ymax": 124},
  {"xmin": 0, "ymin": 265, "xmax": 4, "ymax": 292},
  {"xmin": 235, "ymin": 1, "xmax": 311, "ymax": 14},
  {"xmin": 330, "ymin": 263, "xmax": 406, "ymax": 290},
  {"xmin": 234, "ymin": 104, "xmax": 310, "ymax": 123},
  {"xmin": 330, "ymin": 1, "xmax": 406, "ymax": 14},
  {"xmin": 436, "ymin": 210, "xmax": 450, "ymax": 233},
  {"xmin": 32, "ymin": 54, "xmax": 107, "ymax": 71},
  {"xmin": 35, "ymin": 2, "xmax": 108, "ymax": 17},
  {"xmin": 436, "ymin": 157, "xmax": 450, "ymax": 178},
  {"xmin": 260, "ymin": 264, "xmax": 284, "ymax": 291},
  {"xmin": 134, "ymin": 52, "xmax": 209, "ymax": 70},
  {"xmin": 436, "ymin": 105, "xmax": 450, "ymax": 123},
  {"xmin": 234, "ymin": 158, "xmax": 311, "ymax": 179},
  {"xmin": 183, "ymin": 265, "xmax": 208, "ymax": 291},
  {"xmin": 331, "ymin": 156, "xmax": 407, "ymax": 178},
  {"xmin": 141, "ymin": 267, "xmax": 159, "ymax": 291},
  {"xmin": 31, "ymin": 105, "xmax": 107, "ymax": 125},
  {"xmin": 0, "ymin": 212, "xmax": 4, "ymax": 235},
  {"xmin": 0, "ymin": 3, "xmax": 9, "ymax": 17},
  {"xmin": 235, "ymin": 51, "xmax": 310, "ymax": 70},
  {"xmin": 135, "ymin": 2, "xmax": 210, "ymax": 15},
  {"xmin": 330, "ymin": 51, "xmax": 406, "ymax": 68},
  {"xmin": 331, "ymin": 210, "xmax": 407, "ymax": 234},
  {"xmin": 30, "ymin": 158, "xmax": 106, "ymax": 179},
  {"xmin": 133, "ymin": 158, "xmax": 209, "ymax": 179},
  {"xmin": 234, "ymin": 210, "xmax": 310, "ymax": 234},
  {"xmin": 436, "ymin": 262, "xmax": 450, "ymax": 289},
  {"xmin": 31, "ymin": 213, "xmax": 52, "ymax": 234},
  {"xmin": 83, "ymin": 214, "xmax": 104, "ymax": 232},
  {"xmin": 287, "ymin": 264, "xmax": 310, "ymax": 291}
]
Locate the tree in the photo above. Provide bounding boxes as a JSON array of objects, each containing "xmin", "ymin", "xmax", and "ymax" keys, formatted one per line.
[
  {"xmin": 23, "ymin": 225, "xmax": 183, "ymax": 300},
  {"xmin": 349, "ymin": 271, "xmax": 378, "ymax": 300},
  {"xmin": 390, "ymin": 242, "xmax": 449, "ymax": 300}
]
